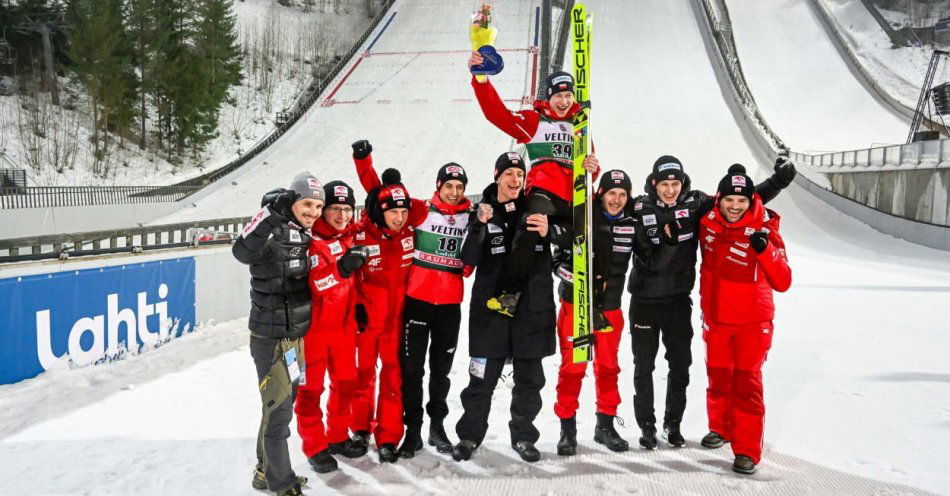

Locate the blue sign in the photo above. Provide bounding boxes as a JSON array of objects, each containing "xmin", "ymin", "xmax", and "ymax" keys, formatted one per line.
[{"xmin": 0, "ymin": 258, "xmax": 196, "ymax": 384}]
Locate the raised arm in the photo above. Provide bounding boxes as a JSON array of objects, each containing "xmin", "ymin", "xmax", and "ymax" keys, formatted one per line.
[
  {"xmin": 352, "ymin": 140, "xmax": 381, "ymax": 193},
  {"xmin": 471, "ymin": 77, "xmax": 539, "ymax": 144}
]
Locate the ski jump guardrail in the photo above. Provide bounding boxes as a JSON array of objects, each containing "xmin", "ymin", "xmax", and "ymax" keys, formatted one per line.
[{"xmin": 695, "ymin": 0, "xmax": 950, "ymax": 249}]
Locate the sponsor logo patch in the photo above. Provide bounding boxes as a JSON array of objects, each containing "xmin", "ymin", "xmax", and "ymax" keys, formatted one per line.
[
  {"xmin": 307, "ymin": 178, "xmax": 321, "ymax": 190},
  {"xmin": 487, "ymin": 223, "xmax": 503, "ymax": 233},
  {"xmin": 613, "ymin": 226, "xmax": 635, "ymax": 234},
  {"xmin": 505, "ymin": 202, "xmax": 516, "ymax": 212},
  {"xmin": 315, "ymin": 274, "xmax": 338, "ymax": 291},
  {"xmin": 401, "ymin": 237, "xmax": 414, "ymax": 251},
  {"xmin": 634, "ymin": 202, "xmax": 643, "ymax": 211},
  {"xmin": 613, "ymin": 237, "xmax": 632, "ymax": 243},
  {"xmin": 642, "ymin": 214, "xmax": 657, "ymax": 226},
  {"xmin": 613, "ymin": 245, "xmax": 632, "ymax": 253},
  {"xmin": 446, "ymin": 165, "xmax": 463, "ymax": 175},
  {"xmin": 289, "ymin": 259, "xmax": 300, "ymax": 268},
  {"xmin": 242, "ymin": 208, "xmax": 272, "ymax": 238},
  {"xmin": 648, "ymin": 227, "xmax": 658, "ymax": 237},
  {"xmin": 309, "ymin": 255, "xmax": 319, "ymax": 269},
  {"xmin": 657, "ymin": 162, "xmax": 681, "ymax": 172},
  {"xmin": 678, "ymin": 232, "xmax": 693, "ymax": 241},
  {"xmin": 551, "ymin": 75, "xmax": 572, "ymax": 85},
  {"xmin": 365, "ymin": 245, "xmax": 381, "ymax": 257},
  {"xmin": 355, "ymin": 232, "xmax": 366, "ymax": 240},
  {"xmin": 611, "ymin": 171, "xmax": 624, "ymax": 180},
  {"xmin": 491, "ymin": 236, "xmax": 504, "ymax": 245},
  {"xmin": 491, "ymin": 246, "xmax": 506, "ymax": 254},
  {"xmin": 744, "ymin": 227, "xmax": 755, "ymax": 236},
  {"xmin": 729, "ymin": 246, "xmax": 747, "ymax": 257},
  {"xmin": 288, "ymin": 230, "xmax": 302, "ymax": 243},
  {"xmin": 328, "ymin": 241, "xmax": 343, "ymax": 256},
  {"xmin": 556, "ymin": 265, "xmax": 573, "ymax": 283},
  {"xmin": 732, "ymin": 175, "xmax": 746, "ymax": 187},
  {"xmin": 675, "ymin": 209, "xmax": 689, "ymax": 219},
  {"xmin": 391, "ymin": 188, "xmax": 406, "ymax": 201},
  {"xmin": 334, "ymin": 185, "xmax": 348, "ymax": 197}
]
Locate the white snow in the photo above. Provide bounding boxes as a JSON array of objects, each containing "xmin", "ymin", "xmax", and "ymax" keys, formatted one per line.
[
  {"xmin": 1, "ymin": 0, "xmax": 949, "ymax": 495},
  {"xmin": 819, "ymin": 0, "xmax": 945, "ymax": 112},
  {"xmin": 727, "ymin": 0, "xmax": 910, "ymax": 153}
]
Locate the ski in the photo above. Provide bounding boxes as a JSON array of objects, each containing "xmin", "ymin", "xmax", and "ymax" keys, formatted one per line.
[{"xmin": 571, "ymin": 3, "xmax": 593, "ymax": 364}]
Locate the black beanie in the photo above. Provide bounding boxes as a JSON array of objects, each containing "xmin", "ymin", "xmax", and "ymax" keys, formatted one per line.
[
  {"xmin": 596, "ymin": 169, "xmax": 632, "ymax": 197},
  {"xmin": 545, "ymin": 71, "xmax": 574, "ymax": 99},
  {"xmin": 436, "ymin": 162, "xmax": 468, "ymax": 189},
  {"xmin": 494, "ymin": 151, "xmax": 526, "ymax": 180},
  {"xmin": 365, "ymin": 168, "xmax": 411, "ymax": 229},
  {"xmin": 323, "ymin": 180, "xmax": 355, "ymax": 208},
  {"xmin": 717, "ymin": 164, "xmax": 755, "ymax": 200},
  {"xmin": 651, "ymin": 155, "xmax": 686, "ymax": 184}
]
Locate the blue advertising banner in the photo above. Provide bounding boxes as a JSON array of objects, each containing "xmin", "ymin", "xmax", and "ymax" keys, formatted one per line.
[{"xmin": 0, "ymin": 257, "xmax": 196, "ymax": 384}]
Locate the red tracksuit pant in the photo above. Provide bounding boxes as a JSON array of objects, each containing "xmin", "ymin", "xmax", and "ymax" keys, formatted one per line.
[
  {"xmin": 554, "ymin": 301, "xmax": 625, "ymax": 419},
  {"xmin": 703, "ymin": 319, "xmax": 774, "ymax": 464},
  {"xmin": 294, "ymin": 327, "xmax": 357, "ymax": 457},
  {"xmin": 350, "ymin": 320, "xmax": 404, "ymax": 446}
]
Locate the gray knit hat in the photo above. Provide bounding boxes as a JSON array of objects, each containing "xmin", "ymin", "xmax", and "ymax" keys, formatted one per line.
[{"xmin": 290, "ymin": 172, "xmax": 325, "ymax": 202}]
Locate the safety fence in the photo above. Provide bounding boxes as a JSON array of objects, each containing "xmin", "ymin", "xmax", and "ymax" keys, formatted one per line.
[{"xmin": 790, "ymin": 138, "xmax": 950, "ymax": 173}]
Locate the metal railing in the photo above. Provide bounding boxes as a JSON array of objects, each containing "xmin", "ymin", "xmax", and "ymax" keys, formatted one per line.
[
  {"xmin": 1, "ymin": 169, "xmax": 26, "ymax": 188},
  {"xmin": 790, "ymin": 139, "xmax": 950, "ymax": 173},
  {"xmin": 0, "ymin": 185, "xmax": 201, "ymax": 209},
  {"xmin": 0, "ymin": 193, "xmax": 486, "ymax": 264}
]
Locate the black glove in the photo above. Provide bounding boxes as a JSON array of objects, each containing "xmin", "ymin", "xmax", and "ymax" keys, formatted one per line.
[
  {"xmin": 262, "ymin": 188, "xmax": 298, "ymax": 219},
  {"xmin": 355, "ymin": 304, "xmax": 369, "ymax": 333},
  {"xmin": 750, "ymin": 230, "xmax": 769, "ymax": 254},
  {"xmin": 660, "ymin": 219, "xmax": 682, "ymax": 246},
  {"xmin": 774, "ymin": 157, "xmax": 797, "ymax": 188},
  {"xmin": 337, "ymin": 245, "xmax": 369, "ymax": 278},
  {"xmin": 352, "ymin": 140, "xmax": 373, "ymax": 160}
]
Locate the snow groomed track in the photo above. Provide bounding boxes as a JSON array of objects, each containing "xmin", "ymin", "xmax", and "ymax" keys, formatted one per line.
[{"xmin": 2, "ymin": 1, "xmax": 950, "ymax": 494}]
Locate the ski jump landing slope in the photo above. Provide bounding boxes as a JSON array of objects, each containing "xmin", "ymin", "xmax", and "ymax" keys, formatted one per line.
[
  {"xmin": 3, "ymin": 1, "xmax": 949, "ymax": 495},
  {"xmin": 155, "ymin": 0, "xmax": 541, "ymax": 223},
  {"xmin": 726, "ymin": 0, "xmax": 909, "ymax": 152}
]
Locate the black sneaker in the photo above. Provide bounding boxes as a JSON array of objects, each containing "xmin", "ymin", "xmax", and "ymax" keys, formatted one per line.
[
  {"xmin": 307, "ymin": 449, "xmax": 338, "ymax": 473},
  {"xmin": 328, "ymin": 438, "xmax": 367, "ymax": 458},
  {"xmin": 733, "ymin": 454, "xmax": 756, "ymax": 475},
  {"xmin": 428, "ymin": 423, "xmax": 453, "ymax": 454},
  {"xmin": 452, "ymin": 439, "xmax": 477, "ymax": 461},
  {"xmin": 557, "ymin": 416, "xmax": 577, "ymax": 456},
  {"xmin": 700, "ymin": 431, "xmax": 728, "ymax": 449},
  {"xmin": 487, "ymin": 292, "xmax": 520, "ymax": 317},
  {"xmin": 352, "ymin": 430, "xmax": 371, "ymax": 451},
  {"xmin": 512, "ymin": 440, "xmax": 541, "ymax": 462},
  {"xmin": 638, "ymin": 423, "xmax": 657, "ymax": 450},
  {"xmin": 378, "ymin": 443, "xmax": 399, "ymax": 463},
  {"xmin": 594, "ymin": 413, "xmax": 629, "ymax": 452},
  {"xmin": 398, "ymin": 431, "xmax": 424, "ymax": 459},
  {"xmin": 663, "ymin": 422, "xmax": 686, "ymax": 447}
]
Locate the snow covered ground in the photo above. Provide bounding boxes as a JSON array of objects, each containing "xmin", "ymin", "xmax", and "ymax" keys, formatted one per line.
[
  {"xmin": 818, "ymin": 0, "xmax": 945, "ymax": 112},
  {"xmin": 0, "ymin": 0, "xmax": 373, "ymax": 187},
  {"xmin": 1, "ymin": 0, "xmax": 949, "ymax": 494},
  {"xmin": 727, "ymin": 0, "xmax": 910, "ymax": 153}
]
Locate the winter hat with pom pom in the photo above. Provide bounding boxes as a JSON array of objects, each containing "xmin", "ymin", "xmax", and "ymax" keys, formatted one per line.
[
  {"xmin": 717, "ymin": 163, "xmax": 755, "ymax": 200},
  {"xmin": 365, "ymin": 168, "xmax": 411, "ymax": 229}
]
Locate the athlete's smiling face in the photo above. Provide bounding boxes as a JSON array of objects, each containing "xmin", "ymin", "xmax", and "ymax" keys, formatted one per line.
[
  {"xmin": 601, "ymin": 189, "xmax": 628, "ymax": 216},
  {"xmin": 549, "ymin": 91, "xmax": 575, "ymax": 118},
  {"xmin": 438, "ymin": 180, "xmax": 465, "ymax": 206},
  {"xmin": 719, "ymin": 195, "xmax": 750, "ymax": 223},
  {"xmin": 496, "ymin": 168, "xmax": 524, "ymax": 202}
]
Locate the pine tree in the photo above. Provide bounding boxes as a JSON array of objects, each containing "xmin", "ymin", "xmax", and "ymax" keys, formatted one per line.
[{"xmin": 124, "ymin": 0, "xmax": 160, "ymax": 150}]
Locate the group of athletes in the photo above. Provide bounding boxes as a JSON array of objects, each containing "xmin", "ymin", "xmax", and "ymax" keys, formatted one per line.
[{"xmin": 231, "ymin": 53, "xmax": 797, "ymax": 495}]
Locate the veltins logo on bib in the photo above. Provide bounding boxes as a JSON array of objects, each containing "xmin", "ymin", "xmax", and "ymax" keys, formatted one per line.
[{"xmin": 0, "ymin": 258, "xmax": 197, "ymax": 385}]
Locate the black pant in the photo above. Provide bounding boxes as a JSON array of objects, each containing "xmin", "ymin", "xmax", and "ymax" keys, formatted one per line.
[
  {"xmin": 629, "ymin": 296, "xmax": 693, "ymax": 428},
  {"xmin": 250, "ymin": 335, "xmax": 299, "ymax": 492},
  {"xmin": 496, "ymin": 188, "xmax": 570, "ymax": 294},
  {"xmin": 401, "ymin": 296, "xmax": 462, "ymax": 433},
  {"xmin": 455, "ymin": 357, "xmax": 545, "ymax": 445}
]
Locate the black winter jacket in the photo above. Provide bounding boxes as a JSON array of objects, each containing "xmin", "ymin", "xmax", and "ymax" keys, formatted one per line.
[
  {"xmin": 460, "ymin": 183, "xmax": 570, "ymax": 359},
  {"xmin": 554, "ymin": 203, "xmax": 639, "ymax": 310},
  {"xmin": 232, "ymin": 206, "xmax": 312, "ymax": 339},
  {"xmin": 626, "ymin": 172, "xmax": 783, "ymax": 301}
]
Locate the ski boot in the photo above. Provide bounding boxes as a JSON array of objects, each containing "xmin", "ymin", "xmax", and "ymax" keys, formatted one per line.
[
  {"xmin": 593, "ymin": 309, "xmax": 614, "ymax": 333},
  {"xmin": 378, "ymin": 443, "xmax": 399, "ymax": 463},
  {"xmin": 307, "ymin": 449, "xmax": 338, "ymax": 473},
  {"xmin": 733, "ymin": 454, "xmax": 756, "ymax": 475},
  {"xmin": 429, "ymin": 423, "xmax": 453, "ymax": 454},
  {"xmin": 486, "ymin": 291, "xmax": 520, "ymax": 317},
  {"xmin": 352, "ymin": 430, "xmax": 371, "ymax": 451},
  {"xmin": 700, "ymin": 431, "xmax": 727, "ymax": 449},
  {"xmin": 512, "ymin": 440, "xmax": 541, "ymax": 462},
  {"xmin": 557, "ymin": 416, "xmax": 577, "ymax": 456},
  {"xmin": 638, "ymin": 423, "xmax": 658, "ymax": 450},
  {"xmin": 663, "ymin": 421, "xmax": 686, "ymax": 448},
  {"xmin": 594, "ymin": 413, "xmax": 629, "ymax": 452},
  {"xmin": 452, "ymin": 439, "xmax": 478, "ymax": 461},
  {"xmin": 328, "ymin": 437, "xmax": 367, "ymax": 458},
  {"xmin": 397, "ymin": 429, "xmax": 423, "ymax": 459}
]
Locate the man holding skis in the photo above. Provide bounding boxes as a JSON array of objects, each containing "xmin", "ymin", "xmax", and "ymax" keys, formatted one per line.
[
  {"xmin": 552, "ymin": 169, "xmax": 641, "ymax": 456},
  {"xmin": 626, "ymin": 155, "xmax": 795, "ymax": 450},
  {"xmin": 467, "ymin": 53, "xmax": 601, "ymax": 323}
]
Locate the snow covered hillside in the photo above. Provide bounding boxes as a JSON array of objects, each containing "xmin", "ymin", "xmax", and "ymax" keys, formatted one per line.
[{"xmin": 0, "ymin": 0, "xmax": 374, "ymax": 187}]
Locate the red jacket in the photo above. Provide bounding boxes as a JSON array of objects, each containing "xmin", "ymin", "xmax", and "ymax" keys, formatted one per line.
[
  {"xmin": 698, "ymin": 195, "xmax": 792, "ymax": 324},
  {"xmin": 472, "ymin": 77, "xmax": 582, "ymax": 202},
  {"xmin": 307, "ymin": 217, "xmax": 360, "ymax": 333}
]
